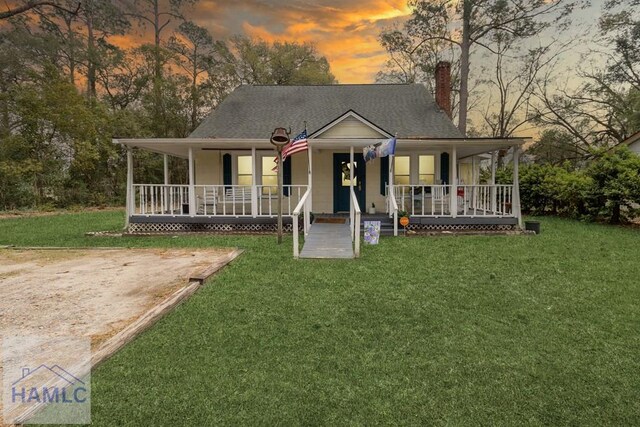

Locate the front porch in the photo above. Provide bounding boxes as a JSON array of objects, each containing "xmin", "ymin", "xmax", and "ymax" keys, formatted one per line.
[{"xmin": 115, "ymin": 136, "xmax": 525, "ymax": 257}]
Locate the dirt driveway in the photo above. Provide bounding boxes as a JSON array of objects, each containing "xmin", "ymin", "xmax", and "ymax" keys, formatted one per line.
[{"xmin": 0, "ymin": 247, "xmax": 238, "ymax": 424}]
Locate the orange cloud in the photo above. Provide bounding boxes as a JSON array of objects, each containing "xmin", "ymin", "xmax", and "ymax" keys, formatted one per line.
[{"xmin": 232, "ymin": 1, "xmax": 412, "ymax": 82}]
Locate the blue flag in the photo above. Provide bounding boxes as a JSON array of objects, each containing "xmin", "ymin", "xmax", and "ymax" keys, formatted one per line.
[{"xmin": 363, "ymin": 137, "xmax": 396, "ymax": 162}]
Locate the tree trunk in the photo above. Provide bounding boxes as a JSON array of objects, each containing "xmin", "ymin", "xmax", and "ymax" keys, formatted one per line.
[
  {"xmin": 191, "ymin": 50, "xmax": 198, "ymax": 131},
  {"xmin": 86, "ymin": 1, "xmax": 96, "ymax": 101},
  {"xmin": 610, "ymin": 204, "xmax": 621, "ymax": 224},
  {"xmin": 458, "ymin": 0, "xmax": 472, "ymax": 137},
  {"xmin": 152, "ymin": 0, "xmax": 164, "ymax": 136},
  {"xmin": 153, "ymin": 0, "xmax": 161, "ymax": 81},
  {"xmin": 65, "ymin": 17, "xmax": 76, "ymax": 86},
  {"xmin": 0, "ymin": 80, "xmax": 9, "ymax": 138}
]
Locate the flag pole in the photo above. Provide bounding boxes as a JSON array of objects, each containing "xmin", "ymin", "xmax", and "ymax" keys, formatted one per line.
[{"xmin": 305, "ymin": 121, "xmax": 312, "ymax": 213}]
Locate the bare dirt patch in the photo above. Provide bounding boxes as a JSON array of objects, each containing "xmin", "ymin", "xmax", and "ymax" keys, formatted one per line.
[{"xmin": 0, "ymin": 247, "xmax": 237, "ymax": 424}]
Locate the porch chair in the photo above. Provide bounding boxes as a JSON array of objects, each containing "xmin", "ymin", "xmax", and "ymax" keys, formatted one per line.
[
  {"xmin": 197, "ymin": 186, "xmax": 219, "ymax": 215},
  {"xmin": 432, "ymin": 186, "xmax": 450, "ymax": 215}
]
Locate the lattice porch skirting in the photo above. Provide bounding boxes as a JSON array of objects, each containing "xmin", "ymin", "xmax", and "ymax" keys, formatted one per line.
[
  {"xmin": 128, "ymin": 221, "xmax": 297, "ymax": 234},
  {"xmin": 407, "ymin": 223, "xmax": 517, "ymax": 232}
]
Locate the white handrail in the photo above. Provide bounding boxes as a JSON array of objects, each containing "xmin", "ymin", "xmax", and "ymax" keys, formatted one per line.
[
  {"xmin": 292, "ymin": 188, "xmax": 312, "ymax": 259},
  {"xmin": 350, "ymin": 186, "xmax": 361, "ymax": 258},
  {"xmin": 388, "ymin": 187, "xmax": 399, "ymax": 237}
]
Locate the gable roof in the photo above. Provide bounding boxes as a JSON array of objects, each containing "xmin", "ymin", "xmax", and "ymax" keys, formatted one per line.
[
  {"xmin": 311, "ymin": 110, "xmax": 392, "ymax": 138},
  {"xmin": 189, "ymin": 84, "xmax": 462, "ymax": 139}
]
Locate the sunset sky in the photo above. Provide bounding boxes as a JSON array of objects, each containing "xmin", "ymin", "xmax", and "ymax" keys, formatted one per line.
[
  {"xmin": 186, "ymin": 0, "xmax": 413, "ymax": 83},
  {"xmin": 174, "ymin": 0, "xmax": 602, "ymax": 85}
]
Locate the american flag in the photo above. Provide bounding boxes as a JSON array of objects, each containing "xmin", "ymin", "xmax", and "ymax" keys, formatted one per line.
[{"xmin": 272, "ymin": 129, "xmax": 309, "ymax": 171}]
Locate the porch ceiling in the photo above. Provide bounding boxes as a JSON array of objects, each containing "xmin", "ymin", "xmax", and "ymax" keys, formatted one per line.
[{"xmin": 113, "ymin": 137, "xmax": 529, "ymax": 159}]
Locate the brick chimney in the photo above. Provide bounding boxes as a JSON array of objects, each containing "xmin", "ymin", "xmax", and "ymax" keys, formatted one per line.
[{"xmin": 435, "ymin": 61, "xmax": 452, "ymax": 118}]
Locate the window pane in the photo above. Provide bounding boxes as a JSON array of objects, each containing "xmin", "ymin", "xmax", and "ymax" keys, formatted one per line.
[
  {"xmin": 237, "ymin": 156, "xmax": 252, "ymax": 175},
  {"xmin": 262, "ymin": 175, "xmax": 277, "ymax": 187},
  {"xmin": 419, "ymin": 155, "xmax": 434, "ymax": 175},
  {"xmin": 237, "ymin": 175, "xmax": 252, "ymax": 186},
  {"xmin": 419, "ymin": 174, "xmax": 435, "ymax": 185},
  {"xmin": 341, "ymin": 161, "xmax": 358, "ymax": 187},
  {"xmin": 395, "ymin": 175, "xmax": 410, "ymax": 185},
  {"xmin": 262, "ymin": 157, "xmax": 276, "ymax": 176},
  {"xmin": 395, "ymin": 156, "xmax": 410, "ymax": 175}
]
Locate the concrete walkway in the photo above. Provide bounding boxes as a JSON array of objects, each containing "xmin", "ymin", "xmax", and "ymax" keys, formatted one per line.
[{"xmin": 299, "ymin": 223, "xmax": 354, "ymax": 259}]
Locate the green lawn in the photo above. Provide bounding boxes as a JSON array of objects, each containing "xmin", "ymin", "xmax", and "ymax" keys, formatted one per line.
[{"xmin": 1, "ymin": 211, "xmax": 639, "ymax": 425}]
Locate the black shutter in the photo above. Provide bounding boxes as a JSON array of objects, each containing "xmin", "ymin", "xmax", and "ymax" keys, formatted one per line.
[
  {"xmin": 222, "ymin": 153, "xmax": 232, "ymax": 190},
  {"xmin": 380, "ymin": 156, "xmax": 389, "ymax": 195},
  {"xmin": 440, "ymin": 152, "xmax": 449, "ymax": 184},
  {"xmin": 283, "ymin": 157, "xmax": 292, "ymax": 196}
]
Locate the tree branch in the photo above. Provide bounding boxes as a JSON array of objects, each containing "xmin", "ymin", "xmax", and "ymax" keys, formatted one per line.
[{"xmin": 1, "ymin": 1, "xmax": 80, "ymax": 19}]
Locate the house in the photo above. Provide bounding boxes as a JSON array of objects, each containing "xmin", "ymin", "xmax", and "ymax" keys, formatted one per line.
[
  {"xmin": 621, "ymin": 130, "xmax": 640, "ymax": 154},
  {"xmin": 114, "ymin": 62, "xmax": 527, "ymax": 255}
]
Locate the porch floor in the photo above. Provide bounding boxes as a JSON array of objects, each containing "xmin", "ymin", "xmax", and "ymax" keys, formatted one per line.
[{"xmin": 299, "ymin": 223, "xmax": 354, "ymax": 259}]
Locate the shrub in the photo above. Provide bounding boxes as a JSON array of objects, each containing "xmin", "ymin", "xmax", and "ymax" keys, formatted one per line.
[
  {"xmin": 584, "ymin": 147, "xmax": 640, "ymax": 223},
  {"xmin": 496, "ymin": 146, "xmax": 640, "ymax": 223}
]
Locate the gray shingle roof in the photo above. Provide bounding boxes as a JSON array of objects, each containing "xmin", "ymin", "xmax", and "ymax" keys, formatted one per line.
[{"xmin": 189, "ymin": 84, "xmax": 462, "ymax": 139}]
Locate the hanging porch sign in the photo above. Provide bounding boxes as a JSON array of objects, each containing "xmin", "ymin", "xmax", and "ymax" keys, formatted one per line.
[{"xmin": 363, "ymin": 221, "xmax": 381, "ymax": 245}]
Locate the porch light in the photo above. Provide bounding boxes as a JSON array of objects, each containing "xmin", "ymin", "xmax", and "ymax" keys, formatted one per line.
[{"xmin": 270, "ymin": 127, "xmax": 290, "ymax": 244}]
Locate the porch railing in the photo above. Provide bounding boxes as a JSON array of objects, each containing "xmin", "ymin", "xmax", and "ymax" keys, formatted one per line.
[
  {"xmin": 132, "ymin": 184, "xmax": 308, "ymax": 217},
  {"xmin": 133, "ymin": 184, "xmax": 189, "ymax": 216},
  {"xmin": 387, "ymin": 184, "xmax": 514, "ymax": 217},
  {"xmin": 458, "ymin": 184, "xmax": 513, "ymax": 216},
  {"xmin": 391, "ymin": 184, "xmax": 452, "ymax": 216},
  {"xmin": 256, "ymin": 185, "xmax": 308, "ymax": 217}
]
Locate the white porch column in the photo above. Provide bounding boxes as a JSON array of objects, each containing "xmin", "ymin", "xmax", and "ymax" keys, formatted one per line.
[
  {"xmin": 450, "ymin": 146, "xmax": 457, "ymax": 217},
  {"xmin": 251, "ymin": 147, "xmax": 258, "ymax": 217},
  {"xmin": 163, "ymin": 154, "xmax": 169, "ymax": 213},
  {"xmin": 125, "ymin": 148, "xmax": 133, "ymax": 227},
  {"xmin": 512, "ymin": 146, "xmax": 522, "ymax": 227},
  {"xmin": 491, "ymin": 151, "xmax": 497, "ymax": 214},
  {"xmin": 350, "ymin": 146, "xmax": 355, "ymax": 238},
  {"xmin": 350, "ymin": 146, "xmax": 354, "ymax": 183},
  {"xmin": 307, "ymin": 142, "xmax": 313, "ymax": 212},
  {"xmin": 471, "ymin": 155, "xmax": 477, "ymax": 209},
  {"xmin": 389, "ymin": 154, "xmax": 397, "ymax": 236},
  {"xmin": 471, "ymin": 155, "xmax": 476, "ymax": 184},
  {"xmin": 188, "ymin": 147, "xmax": 196, "ymax": 216}
]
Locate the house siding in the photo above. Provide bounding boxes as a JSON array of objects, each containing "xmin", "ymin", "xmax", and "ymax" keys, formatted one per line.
[{"xmin": 316, "ymin": 116, "xmax": 387, "ymax": 139}]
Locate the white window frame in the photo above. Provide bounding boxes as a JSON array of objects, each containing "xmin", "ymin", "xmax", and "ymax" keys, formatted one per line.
[{"xmin": 393, "ymin": 152, "xmax": 441, "ymax": 186}]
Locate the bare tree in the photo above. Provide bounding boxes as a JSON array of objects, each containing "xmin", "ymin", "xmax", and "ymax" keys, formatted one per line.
[{"xmin": 380, "ymin": 0, "xmax": 582, "ymax": 136}]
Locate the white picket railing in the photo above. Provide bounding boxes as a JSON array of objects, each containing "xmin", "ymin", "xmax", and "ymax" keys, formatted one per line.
[
  {"xmin": 387, "ymin": 184, "xmax": 514, "ymax": 217},
  {"xmin": 458, "ymin": 184, "xmax": 513, "ymax": 216},
  {"xmin": 132, "ymin": 184, "xmax": 308, "ymax": 217},
  {"xmin": 256, "ymin": 185, "xmax": 308, "ymax": 217},
  {"xmin": 133, "ymin": 184, "xmax": 189, "ymax": 215},
  {"xmin": 391, "ymin": 185, "xmax": 452, "ymax": 216}
]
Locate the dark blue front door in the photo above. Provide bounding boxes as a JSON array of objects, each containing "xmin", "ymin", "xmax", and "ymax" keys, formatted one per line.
[{"xmin": 333, "ymin": 153, "xmax": 366, "ymax": 213}]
